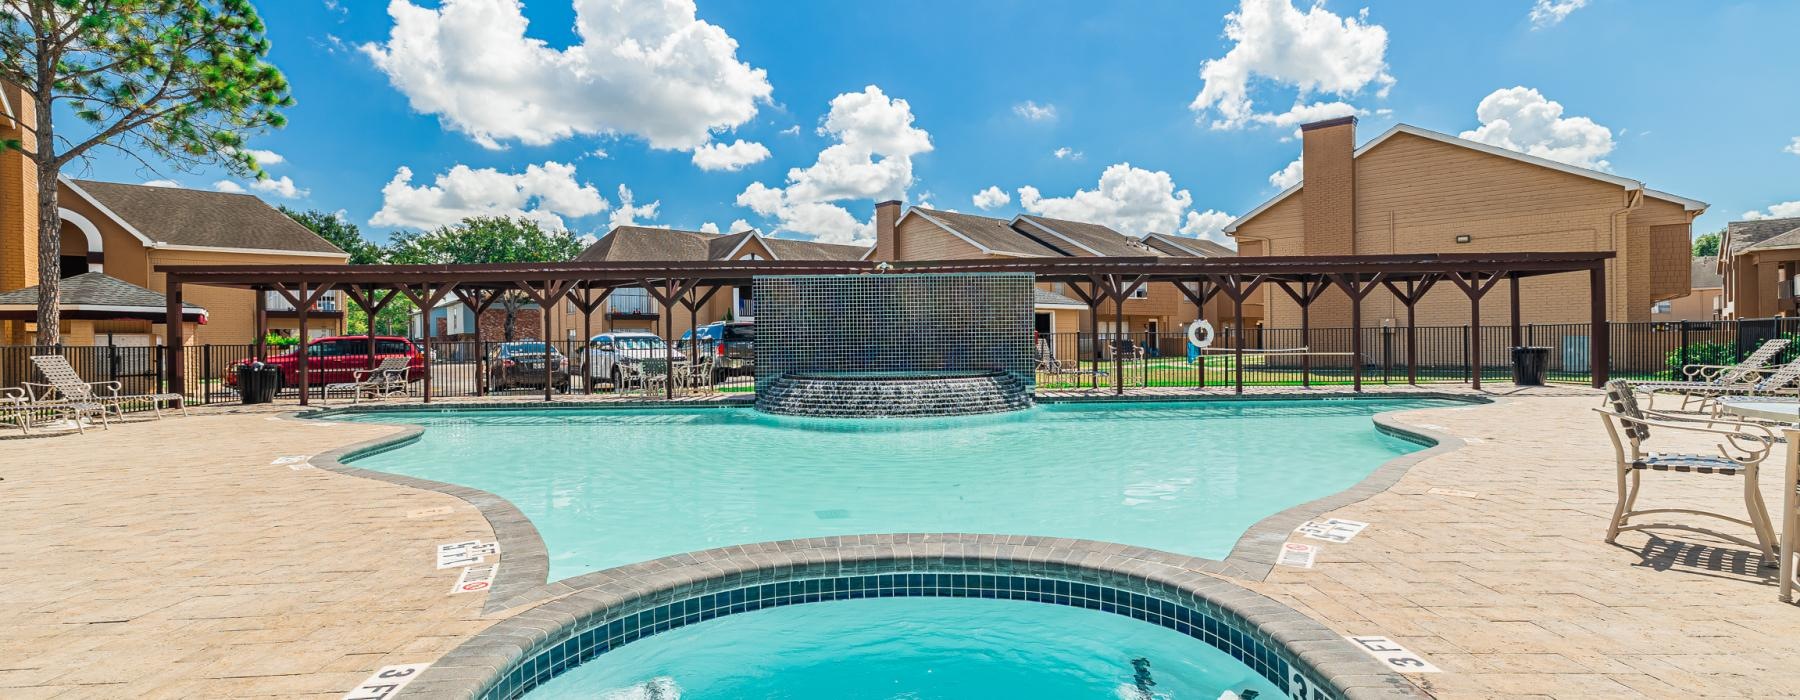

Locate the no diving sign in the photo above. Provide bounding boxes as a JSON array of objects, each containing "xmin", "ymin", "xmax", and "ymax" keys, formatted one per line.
[
  {"xmin": 342, "ymin": 663, "xmax": 430, "ymax": 699},
  {"xmin": 453, "ymin": 563, "xmax": 498, "ymax": 595}
]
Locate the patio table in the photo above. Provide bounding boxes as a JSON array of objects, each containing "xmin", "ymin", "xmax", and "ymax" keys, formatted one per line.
[{"xmin": 1717, "ymin": 398, "xmax": 1800, "ymax": 602}]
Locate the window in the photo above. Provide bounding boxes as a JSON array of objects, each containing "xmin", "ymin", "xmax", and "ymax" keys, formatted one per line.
[
  {"xmin": 1129, "ymin": 285, "xmax": 1148, "ymax": 299},
  {"xmin": 1651, "ymin": 300, "xmax": 1672, "ymax": 314},
  {"xmin": 609, "ymin": 288, "xmax": 656, "ymax": 315}
]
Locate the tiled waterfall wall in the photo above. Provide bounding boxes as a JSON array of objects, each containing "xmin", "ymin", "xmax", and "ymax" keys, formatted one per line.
[{"xmin": 754, "ymin": 273, "xmax": 1035, "ymax": 415}]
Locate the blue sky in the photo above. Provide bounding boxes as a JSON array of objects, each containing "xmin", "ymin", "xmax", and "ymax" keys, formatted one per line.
[{"xmin": 72, "ymin": 0, "xmax": 1800, "ymax": 246}]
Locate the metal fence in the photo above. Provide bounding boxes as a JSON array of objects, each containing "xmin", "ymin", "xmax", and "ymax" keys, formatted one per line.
[{"xmin": 7, "ymin": 318, "xmax": 1798, "ymax": 406}]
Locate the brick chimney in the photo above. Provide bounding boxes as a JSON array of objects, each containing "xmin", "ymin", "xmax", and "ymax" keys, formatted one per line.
[
  {"xmin": 1300, "ymin": 116, "xmax": 1356, "ymax": 256},
  {"xmin": 873, "ymin": 199, "xmax": 903, "ymax": 261},
  {"xmin": 0, "ymin": 82, "xmax": 39, "ymax": 293}
]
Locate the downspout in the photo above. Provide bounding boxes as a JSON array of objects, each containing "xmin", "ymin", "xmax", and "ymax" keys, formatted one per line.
[{"xmin": 1607, "ymin": 187, "xmax": 1645, "ymax": 322}]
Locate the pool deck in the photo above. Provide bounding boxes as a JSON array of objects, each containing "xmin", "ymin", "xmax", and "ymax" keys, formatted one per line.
[{"xmin": 3, "ymin": 386, "xmax": 1798, "ymax": 697}]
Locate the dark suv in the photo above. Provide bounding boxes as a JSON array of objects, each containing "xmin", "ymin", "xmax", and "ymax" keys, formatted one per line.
[{"xmin": 680, "ymin": 321, "xmax": 754, "ymax": 381}]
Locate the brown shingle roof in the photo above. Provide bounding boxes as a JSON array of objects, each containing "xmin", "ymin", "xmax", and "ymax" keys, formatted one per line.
[
  {"xmin": 1015, "ymin": 215, "xmax": 1155, "ymax": 257},
  {"xmin": 68, "ymin": 180, "xmax": 347, "ymax": 255},
  {"xmin": 1690, "ymin": 257, "xmax": 1722, "ymax": 288},
  {"xmin": 575, "ymin": 226, "xmax": 870, "ymax": 262},
  {"xmin": 1142, "ymin": 232, "xmax": 1236, "ymax": 258},
  {"xmin": 911, "ymin": 209, "xmax": 1064, "ymax": 257},
  {"xmin": 1737, "ymin": 218, "xmax": 1800, "ymax": 254},
  {"xmin": 0, "ymin": 271, "xmax": 204, "ymax": 311}
]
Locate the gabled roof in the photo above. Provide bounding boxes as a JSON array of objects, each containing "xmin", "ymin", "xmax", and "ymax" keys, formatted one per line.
[
  {"xmin": 909, "ymin": 208, "xmax": 1064, "ymax": 257},
  {"xmin": 65, "ymin": 179, "xmax": 348, "ymax": 256},
  {"xmin": 1690, "ymin": 257, "xmax": 1723, "ymax": 288},
  {"xmin": 1726, "ymin": 216, "xmax": 1800, "ymax": 257},
  {"xmin": 1141, "ymin": 232, "xmax": 1236, "ymax": 258},
  {"xmin": 576, "ymin": 225, "xmax": 868, "ymax": 262},
  {"xmin": 0, "ymin": 271, "xmax": 206, "ymax": 320},
  {"xmin": 1013, "ymin": 214, "xmax": 1157, "ymax": 257},
  {"xmin": 1224, "ymin": 123, "xmax": 1709, "ymax": 234},
  {"xmin": 1033, "ymin": 288, "xmax": 1087, "ymax": 309}
]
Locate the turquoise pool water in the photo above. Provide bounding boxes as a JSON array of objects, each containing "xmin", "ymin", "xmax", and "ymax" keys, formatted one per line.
[
  {"xmin": 344, "ymin": 399, "xmax": 1445, "ymax": 579},
  {"xmin": 527, "ymin": 597, "xmax": 1289, "ymax": 699}
]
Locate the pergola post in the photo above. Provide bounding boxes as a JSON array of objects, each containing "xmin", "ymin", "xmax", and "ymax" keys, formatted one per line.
[
  {"xmin": 400, "ymin": 283, "xmax": 458, "ymax": 403},
  {"xmin": 641, "ymin": 278, "xmax": 700, "ymax": 400},
  {"xmin": 296, "ymin": 282, "xmax": 311, "ymax": 405},
  {"xmin": 1062, "ymin": 279, "xmax": 1104, "ymax": 391},
  {"xmin": 253, "ymin": 286, "xmax": 267, "ymax": 363},
  {"xmin": 1591, "ymin": 263, "xmax": 1609, "ymax": 388},
  {"xmin": 165, "ymin": 274, "xmax": 185, "ymax": 399},
  {"xmin": 1273, "ymin": 278, "xmax": 1330, "ymax": 388},
  {"xmin": 1173, "ymin": 279, "xmax": 1222, "ymax": 389},
  {"xmin": 1509, "ymin": 273, "xmax": 1523, "ymax": 350},
  {"xmin": 1382, "ymin": 275, "xmax": 1437, "ymax": 386},
  {"xmin": 1447, "ymin": 271, "xmax": 1504, "ymax": 391},
  {"xmin": 1330, "ymin": 273, "xmax": 1383, "ymax": 393}
]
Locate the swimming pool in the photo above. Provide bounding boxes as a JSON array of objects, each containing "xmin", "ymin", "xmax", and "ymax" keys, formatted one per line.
[
  {"xmin": 343, "ymin": 398, "xmax": 1448, "ymax": 580},
  {"xmin": 528, "ymin": 596, "xmax": 1288, "ymax": 699}
]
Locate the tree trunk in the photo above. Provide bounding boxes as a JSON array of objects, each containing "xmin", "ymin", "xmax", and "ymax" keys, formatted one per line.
[{"xmin": 33, "ymin": 152, "xmax": 59, "ymax": 348}]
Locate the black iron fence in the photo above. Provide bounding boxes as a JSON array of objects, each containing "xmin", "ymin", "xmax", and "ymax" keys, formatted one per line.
[{"xmin": 6, "ymin": 318, "xmax": 1798, "ymax": 406}]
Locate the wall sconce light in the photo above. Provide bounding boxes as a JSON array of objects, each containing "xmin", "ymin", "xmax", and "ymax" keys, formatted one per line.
[{"xmin": 1454, "ymin": 235, "xmax": 1472, "ymax": 244}]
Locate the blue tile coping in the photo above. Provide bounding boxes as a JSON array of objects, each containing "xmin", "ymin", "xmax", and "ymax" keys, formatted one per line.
[{"xmin": 299, "ymin": 393, "xmax": 1482, "ymax": 699}]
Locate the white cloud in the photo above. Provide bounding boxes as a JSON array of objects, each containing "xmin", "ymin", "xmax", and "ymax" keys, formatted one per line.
[
  {"xmin": 1180, "ymin": 209, "xmax": 1235, "ymax": 244},
  {"xmin": 1053, "ymin": 147, "xmax": 1083, "ymax": 161},
  {"xmin": 735, "ymin": 85, "xmax": 932, "ymax": 244},
  {"xmin": 362, "ymin": 0, "xmax": 772, "ymax": 151},
  {"xmin": 370, "ymin": 160, "xmax": 610, "ymax": 230},
  {"xmin": 1785, "ymin": 137, "xmax": 1800, "ymax": 156},
  {"xmin": 1013, "ymin": 100, "xmax": 1057, "ymax": 121},
  {"xmin": 1459, "ymin": 86, "xmax": 1614, "ymax": 170},
  {"xmin": 779, "ymin": 125, "xmax": 800, "ymax": 136},
  {"xmin": 142, "ymin": 179, "xmax": 181, "ymax": 188},
  {"xmin": 607, "ymin": 184, "xmax": 661, "ymax": 228},
  {"xmin": 244, "ymin": 148, "xmax": 284, "ymax": 165},
  {"xmin": 698, "ymin": 218, "xmax": 753, "ymax": 234},
  {"xmin": 1250, "ymin": 100, "xmax": 1359, "ymax": 129},
  {"xmin": 212, "ymin": 180, "xmax": 247, "ymax": 194},
  {"xmin": 1017, "ymin": 163, "xmax": 1195, "ymax": 237},
  {"xmin": 972, "ymin": 186, "xmax": 1010, "ymax": 210},
  {"xmin": 690, "ymin": 139, "xmax": 771, "ymax": 172},
  {"xmin": 1189, "ymin": 0, "xmax": 1393, "ymax": 130},
  {"xmin": 1744, "ymin": 202, "xmax": 1800, "ymax": 220},
  {"xmin": 589, "ymin": 147, "xmax": 610, "ymax": 159},
  {"xmin": 1268, "ymin": 154, "xmax": 1303, "ymax": 189},
  {"xmin": 249, "ymin": 175, "xmax": 309, "ymax": 199},
  {"xmin": 1529, "ymin": 0, "xmax": 1587, "ymax": 29}
]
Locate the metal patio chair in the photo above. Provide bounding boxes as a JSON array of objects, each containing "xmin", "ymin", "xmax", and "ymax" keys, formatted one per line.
[
  {"xmin": 1595, "ymin": 379, "xmax": 1779, "ymax": 565},
  {"xmin": 324, "ymin": 356, "xmax": 412, "ymax": 404},
  {"xmin": 0, "ymin": 386, "xmax": 35, "ymax": 434},
  {"xmin": 1635, "ymin": 338, "xmax": 1791, "ymax": 409},
  {"xmin": 28, "ymin": 354, "xmax": 185, "ymax": 423}
]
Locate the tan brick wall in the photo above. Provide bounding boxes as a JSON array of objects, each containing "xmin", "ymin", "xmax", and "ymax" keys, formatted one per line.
[
  {"xmin": 1301, "ymin": 120, "xmax": 1356, "ymax": 256},
  {"xmin": 0, "ymin": 82, "xmax": 38, "ymax": 293},
  {"xmin": 894, "ymin": 214, "xmax": 985, "ymax": 259},
  {"xmin": 148, "ymin": 249, "xmax": 348, "ymax": 346}
]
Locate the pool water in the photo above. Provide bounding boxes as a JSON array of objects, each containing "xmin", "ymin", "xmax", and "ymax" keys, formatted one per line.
[
  {"xmin": 345, "ymin": 400, "xmax": 1444, "ymax": 579},
  {"xmin": 526, "ymin": 597, "xmax": 1290, "ymax": 699}
]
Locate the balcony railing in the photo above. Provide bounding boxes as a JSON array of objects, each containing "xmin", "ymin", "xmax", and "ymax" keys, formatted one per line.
[
  {"xmin": 265, "ymin": 290, "xmax": 342, "ymax": 313},
  {"xmin": 608, "ymin": 293, "xmax": 658, "ymax": 316}
]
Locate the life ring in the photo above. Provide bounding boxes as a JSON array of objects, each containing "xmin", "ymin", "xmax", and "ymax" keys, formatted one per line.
[{"xmin": 1187, "ymin": 319, "xmax": 1215, "ymax": 349}]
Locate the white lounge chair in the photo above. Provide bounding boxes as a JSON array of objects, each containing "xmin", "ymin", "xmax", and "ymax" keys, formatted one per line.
[
  {"xmin": 1595, "ymin": 380, "xmax": 1779, "ymax": 566},
  {"xmin": 1635, "ymin": 338, "xmax": 1790, "ymax": 408},
  {"xmin": 28, "ymin": 354, "xmax": 185, "ymax": 424},
  {"xmin": 324, "ymin": 356, "xmax": 412, "ymax": 404},
  {"xmin": 0, "ymin": 386, "xmax": 35, "ymax": 434}
]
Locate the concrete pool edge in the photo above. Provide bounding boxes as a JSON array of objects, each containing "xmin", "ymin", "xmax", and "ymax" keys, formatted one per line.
[{"xmin": 398, "ymin": 534, "xmax": 1429, "ymax": 700}]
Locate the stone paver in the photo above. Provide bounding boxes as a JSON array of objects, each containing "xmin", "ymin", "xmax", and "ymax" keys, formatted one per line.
[{"xmin": 5, "ymin": 389, "xmax": 1799, "ymax": 698}]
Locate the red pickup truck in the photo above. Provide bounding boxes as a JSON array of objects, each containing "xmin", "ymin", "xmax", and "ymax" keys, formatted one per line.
[{"xmin": 226, "ymin": 336, "xmax": 424, "ymax": 389}]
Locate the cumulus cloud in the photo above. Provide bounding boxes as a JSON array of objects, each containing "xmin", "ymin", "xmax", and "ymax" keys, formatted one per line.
[
  {"xmin": 697, "ymin": 218, "xmax": 753, "ymax": 234},
  {"xmin": 1529, "ymin": 0, "xmax": 1587, "ymax": 29},
  {"xmin": 1785, "ymin": 137, "xmax": 1800, "ymax": 157},
  {"xmin": 249, "ymin": 175, "xmax": 309, "ymax": 199},
  {"xmin": 362, "ymin": 0, "xmax": 772, "ymax": 151},
  {"xmin": 972, "ymin": 186, "xmax": 1010, "ymax": 210},
  {"xmin": 244, "ymin": 148, "xmax": 284, "ymax": 165},
  {"xmin": 1268, "ymin": 154, "xmax": 1304, "ymax": 189},
  {"xmin": 735, "ymin": 85, "xmax": 933, "ymax": 244},
  {"xmin": 1053, "ymin": 146, "xmax": 1083, "ymax": 161},
  {"xmin": 212, "ymin": 180, "xmax": 247, "ymax": 194},
  {"xmin": 1017, "ymin": 163, "xmax": 1195, "ymax": 237},
  {"xmin": 607, "ymin": 185, "xmax": 661, "ymax": 228},
  {"xmin": 1189, "ymin": 0, "xmax": 1393, "ymax": 130},
  {"xmin": 1180, "ymin": 209, "xmax": 1235, "ymax": 244},
  {"xmin": 142, "ymin": 179, "xmax": 180, "ymax": 188},
  {"xmin": 1459, "ymin": 86, "xmax": 1614, "ymax": 170},
  {"xmin": 1744, "ymin": 202, "xmax": 1800, "ymax": 220},
  {"xmin": 690, "ymin": 139, "xmax": 771, "ymax": 172},
  {"xmin": 370, "ymin": 161, "xmax": 610, "ymax": 230},
  {"xmin": 1013, "ymin": 100, "xmax": 1057, "ymax": 121}
]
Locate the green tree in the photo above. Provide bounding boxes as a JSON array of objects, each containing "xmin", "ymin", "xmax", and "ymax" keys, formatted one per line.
[
  {"xmin": 385, "ymin": 216, "xmax": 583, "ymax": 340},
  {"xmin": 281, "ymin": 207, "xmax": 381, "ymax": 264},
  {"xmin": 1693, "ymin": 230, "xmax": 1721, "ymax": 258},
  {"xmin": 1, "ymin": 1, "xmax": 294, "ymax": 346}
]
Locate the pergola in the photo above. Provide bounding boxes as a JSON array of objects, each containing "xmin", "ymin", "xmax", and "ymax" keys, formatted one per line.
[{"xmin": 157, "ymin": 251, "xmax": 1613, "ymax": 404}]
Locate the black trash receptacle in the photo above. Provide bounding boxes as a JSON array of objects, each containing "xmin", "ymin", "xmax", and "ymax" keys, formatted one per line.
[
  {"xmin": 237, "ymin": 365, "xmax": 281, "ymax": 404},
  {"xmin": 1511, "ymin": 346, "xmax": 1550, "ymax": 386}
]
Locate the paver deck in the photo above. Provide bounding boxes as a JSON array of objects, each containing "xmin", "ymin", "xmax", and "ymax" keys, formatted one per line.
[{"xmin": 3, "ymin": 390, "xmax": 1797, "ymax": 698}]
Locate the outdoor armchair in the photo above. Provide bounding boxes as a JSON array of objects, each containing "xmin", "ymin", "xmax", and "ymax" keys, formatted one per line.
[{"xmin": 1595, "ymin": 379, "xmax": 1779, "ymax": 565}]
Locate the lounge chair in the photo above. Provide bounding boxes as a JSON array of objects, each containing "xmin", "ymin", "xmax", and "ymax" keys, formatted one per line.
[
  {"xmin": 1036, "ymin": 339, "xmax": 1079, "ymax": 374},
  {"xmin": 1595, "ymin": 379, "xmax": 1779, "ymax": 565},
  {"xmin": 1110, "ymin": 339, "xmax": 1146, "ymax": 362},
  {"xmin": 1634, "ymin": 338, "xmax": 1790, "ymax": 408},
  {"xmin": 0, "ymin": 387, "xmax": 34, "ymax": 434},
  {"xmin": 324, "ymin": 356, "xmax": 412, "ymax": 404},
  {"xmin": 27, "ymin": 354, "xmax": 185, "ymax": 423},
  {"xmin": 1633, "ymin": 354, "xmax": 1800, "ymax": 415}
]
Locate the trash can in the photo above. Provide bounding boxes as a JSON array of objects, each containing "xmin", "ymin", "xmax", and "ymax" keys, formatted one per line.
[
  {"xmin": 1510, "ymin": 346, "xmax": 1550, "ymax": 386},
  {"xmin": 237, "ymin": 364, "xmax": 281, "ymax": 404}
]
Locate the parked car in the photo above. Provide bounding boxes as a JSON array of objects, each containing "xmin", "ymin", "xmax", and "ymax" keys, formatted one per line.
[
  {"xmin": 583, "ymin": 332, "xmax": 688, "ymax": 389},
  {"xmin": 487, "ymin": 342, "xmax": 571, "ymax": 392},
  {"xmin": 679, "ymin": 321, "xmax": 754, "ymax": 381},
  {"xmin": 226, "ymin": 336, "xmax": 423, "ymax": 391}
]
